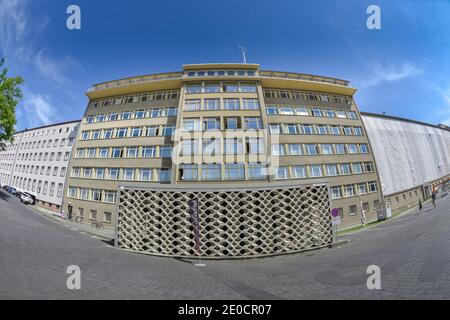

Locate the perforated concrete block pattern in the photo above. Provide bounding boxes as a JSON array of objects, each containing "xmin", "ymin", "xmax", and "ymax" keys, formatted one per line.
[{"xmin": 116, "ymin": 184, "xmax": 332, "ymax": 258}]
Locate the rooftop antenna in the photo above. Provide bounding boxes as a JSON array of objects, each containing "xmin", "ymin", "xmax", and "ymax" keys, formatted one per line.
[{"xmin": 239, "ymin": 46, "xmax": 248, "ymax": 64}]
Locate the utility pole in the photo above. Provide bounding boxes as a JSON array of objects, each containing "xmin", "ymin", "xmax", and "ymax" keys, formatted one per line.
[{"xmin": 239, "ymin": 46, "xmax": 248, "ymax": 64}]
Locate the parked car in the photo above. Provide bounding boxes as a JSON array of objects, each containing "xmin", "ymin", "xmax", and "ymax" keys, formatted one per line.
[
  {"xmin": 2, "ymin": 184, "xmax": 9, "ymax": 191},
  {"xmin": 20, "ymin": 193, "xmax": 36, "ymax": 205},
  {"xmin": 8, "ymin": 187, "xmax": 17, "ymax": 195}
]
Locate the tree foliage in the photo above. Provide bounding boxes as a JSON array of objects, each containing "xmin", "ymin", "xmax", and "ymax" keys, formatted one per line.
[{"xmin": 0, "ymin": 59, "xmax": 23, "ymax": 150}]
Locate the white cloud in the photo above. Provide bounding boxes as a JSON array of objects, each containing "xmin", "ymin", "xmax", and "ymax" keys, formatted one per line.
[
  {"xmin": 22, "ymin": 94, "xmax": 58, "ymax": 128},
  {"xmin": 0, "ymin": 0, "xmax": 29, "ymax": 57},
  {"xmin": 358, "ymin": 62, "xmax": 423, "ymax": 88}
]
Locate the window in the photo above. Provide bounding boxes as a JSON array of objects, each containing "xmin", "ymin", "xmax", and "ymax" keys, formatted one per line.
[
  {"xmin": 275, "ymin": 167, "xmax": 289, "ymax": 180},
  {"xmin": 292, "ymin": 166, "xmax": 307, "ymax": 178},
  {"xmin": 185, "ymin": 99, "xmax": 201, "ymax": 111},
  {"xmin": 202, "ymin": 164, "xmax": 221, "ymax": 180},
  {"xmin": 244, "ymin": 117, "xmax": 262, "ymax": 130},
  {"xmin": 159, "ymin": 146, "xmax": 172, "ymax": 158},
  {"xmin": 358, "ymin": 183, "xmax": 368, "ymax": 195},
  {"xmin": 305, "ymin": 144, "xmax": 319, "ymax": 155},
  {"xmin": 91, "ymin": 189, "xmax": 102, "ymax": 202},
  {"xmin": 364, "ymin": 162, "xmax": 374, "ymax": 172},
  {"xmin": 60, "ymin": 167, "xmax": 67, "ymax": 177},
  {"xmin": 203, "ymin": 139, "xmax": 221, "ymax": 156},
  {"xmin": 135, "ymin": 110, "xmax": 146, "ymax": 119},
  {"xmin": 182, "ymin": 119, "xmax": 201, "ymax": 132},
  {"xmin": 166, "ymin": 107, "xmax": 177, "ymax": 117},
  {"xmin": 92, "ymin": 130, "xmax": 101, "ymax": 139},
  {"xmin": 105, "ymin": 191, "xmax": 116, "ymax": 203},
  {"xmin": 240, "ymin": 83, "xmax": 257, "ymax": 92},
  {"xmin": 320, "ymin": 144, "xmax": 333, "ymax": 155},
  {"xmin": 309, "ymin": 165, "xmax": 323, "ymax": 177},
  {"xmin": 349, "ymin": 205, "xmax": 357, "ymax": 216},
  {"xmin": 116, "ymin": 128, "xmax": 128, "ymax": 138},
  {"xmin": 146, "ymin": 126, "xmax": 158, "ymax": 137},
  {"xmin": 266, "ymin": 106, "xmax": 278, "ymax": 115},
  {"xmin": 126, "ymin": 147, "xmax": 139, "ymax": 158},
  {"xmin": 300, "ymin": 124, "xmax": 313, "ymax": 135},
  {"xmin": 247, "ymin": 138, "xmax": 264, "ymax": 155},
  {"xmin": 95, "ymin": 168, "xmax": 105, "ymax": 179},
  {"xmin": 225, "ymin": 117, "xmax": 239, "ymax": 130},
  {"xmin": 130, "ymin": 127, "xmax": 142, "ymax": 137},
  {"xmin": 224, "ymin": 164, "xmax": 245, "ymax": 180},
  {"xmin": 325, "ymin": 164, "xmax": 338, "ymax": 176},
  {"xmin": 347, "ymin": 111, "xmax": 357, "ymax": 119},
  {"xmin": 156, "ymin": 169, "xmax": 171, "ymax": 182},
  {"xmin": 108, "ymin": 168, "xmax": 120, "ymax": 180},
  {"xmin": 331, "ymin": 186, "xmax": 342, "ymax": 199},
  {"xmin": 354, "ymin": 127, "xmax": 363, "ymax": 136},
  {"xmin": 49, "ymin": 183, "xmax": 55, "ymax": 196},
  {"xmin": 122, "ymin": 168, "xmax": 135, "ymax": 181},
  {"xmin": 142, "ymin": 146, "xmax": 156, "ymax": 158},
  {"xmin": 287, "ymin": 144, "xmax": 302, "ymax": 155},
  {"xmin": 269, "ymin": 124, "xmax": 281, "ymax": 134},
  {"xmin": 353, "ymin": 163, "xmax": 363, "ymax": 174},
  {"xmin": 271, "ymin": 144, "xmax": 285, "ymax": 156},
  {"xmin": 242, "ymin": 99, "xmax": 259, "ymax": 110},
  {"xmin": 109, "ymin": 112, "xmax": 118, "ymax": 121},
  {"xmin": 181, "ymin": 140, "xmax": 199, "ymax": 156},
  {"xmin": 324, "ymin": 109, "xmax": 335, "ymax": 118},
  {"xmin": 87, "ymin": 148, "xmax": 96, "ymax": 158},
  {"xmin": 83, "ymin": 167, "xmax": 92, "ymax": 178},
  {"xmin": 64, "ymin": 152, "xmax": 70, "ymax": 161},
  {"xmin": 137, "ymin": 168, "xmax": 152, "ymax": 181},
  {"xmin": 368, "ymin": 181, "xmax": 378, "ymax": 193},
  {"xmin": 103, "ymin": 212, "xmax": 112, "ymax": 223},
  {"xmin": 343, "ymin": 126, "xmax": 353, "ymax": 135},
  {"xmin": 103, "ymin": 129, "xmax": 113, "ymax": 139},
  {"xmin": 330, "ymin": 126, "xmax": 341, "ymax": 135},
  {"xmin": 204, "ymin": 98, "xmax": 220, "ymax": 110},
  {"xmin": 81, "ymin": 132, "xmax": 89, "ymax": 140},
  {"xmin": 223, "ymin": 83, "xmax": 238, "ymax": 92},
  {"xmin": 186, "ymin": 84, "xmax": 202, "ymax": 94},
  {"xmin": 248, "ymin": 163, "xmax": 268, "ymax": 180},
  {"xmin": 285, "ymin": 124, "xmax": 298, "ymax": 134},
  {"xmin": 316, "ymin": 125, "xmax": 328, "ymax": 135},
  {"xmin": 224, "ymin": 98, "xmax": 240, "ymax": 110},
  {"xmin": 98, "ymin": 148, "xmax": 109, "ymax": 158},
  {"xmin": 121, "ymin": 111, "xmax": 131, "ymax": 120},
  {"xmin": 335, "ymin": 144, "xmax": 346, "ymax": 154},
  {"xmin": 359, "ymin": 144, "xmax": 369, "ymax": 153},
  {"xmin": 225, "ymin": 138, "xmax": 244, "ymax": 155},
  {"xmin": 79, "ymin": 187, "xmax": 88, "ymax": 199},
  {"xmin": 150, "ymin": 109, "xmax": 161, "ymax": 118},
  {"xmin": 204, "ymin": 83, "xmax": 220, "ymax": 93},
  {"xmin": 295, "ymin": 107, "xmax": 309, "ymax": 116},
  {"xmin": 203, "ymin": 118, "xmax": 220, "ymax": 131},
  {"xmin": 68, "ymin": 186, "xmax": 77, "ymax": 198},
  {"xmin": 72, "ymin": 167, "xmax": 81, "ymax": 178},
  {"xmin": 97, "ymin": 114, "xmax": 106, "ymax": 122},
  {"xmin": 86, "ymin": 115, "xmax": 94, "ymax": 124},
  {"xmin": 279, "ymin": 107, "xmax": 294, "ymax": 115},
  {"xmin": 347, "ymin": 144, "xmax": 358, "ymax": 154},
  {"xmin": 336, "ymin": 111, "xmax": 347, "ymax": 118},
  {"xmin": 344, "ymin": 185, "xmax": 356, "ymax": 197},
  {"xmin": 311, "ymin": 108, "xmax": 323, "ymax": 117},
  {"xmin": 111, "ymin": 148, "xmax": 123, "ymax": 158},
  {"xmin": 90, "ymin": 210, "xmax": 98, "ymax": 220},
  {"xmin": 340, "ymin": 163, "xmax": 351, "ymax": 175}
]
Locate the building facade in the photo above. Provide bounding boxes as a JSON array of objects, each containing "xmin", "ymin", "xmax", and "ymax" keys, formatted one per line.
[
  {"xmin": 63, "ymin": 63, "xmax": 383, "ymax": 229},
  {"xmin": 0, "ymin": 121, "xmax": 80, "ymax": 211},
  {"xmin": 0, "ymin": 132, "xmax": 23, "ymax": 187},
  {"xmin": 362, "ymin": 112, "xmax": 450, "ymax": 213}
]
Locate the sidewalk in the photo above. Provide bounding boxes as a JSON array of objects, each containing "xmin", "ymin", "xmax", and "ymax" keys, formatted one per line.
[{"xmin": 31, "ymin": 205, "xmax": 115, "ymax": 240}]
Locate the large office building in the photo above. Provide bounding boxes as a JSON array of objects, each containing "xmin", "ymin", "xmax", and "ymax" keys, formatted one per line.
[
  {"xmin": 0, "ymin": 121, "xmax": 80, "ymax": 211},
  {"xmin": 63, "ymin": 63, "xmax": 383, "ymax": 229}
]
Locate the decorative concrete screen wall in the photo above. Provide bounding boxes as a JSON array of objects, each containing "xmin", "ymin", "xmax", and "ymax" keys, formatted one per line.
[{"xmin": 115, "ymin": 182, "xmax": 332, "ymax": 258}]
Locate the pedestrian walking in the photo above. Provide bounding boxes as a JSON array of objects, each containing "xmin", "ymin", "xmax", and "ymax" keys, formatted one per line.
[
  {"xmin": 432, "ymin": 192, "xmax": 436, "ymax": 208},
  {"xmin": 419, "ymin": 199, "xmax": 422, "ymax": 212}
]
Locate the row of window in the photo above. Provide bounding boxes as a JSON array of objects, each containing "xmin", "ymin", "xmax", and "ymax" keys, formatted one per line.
[
  {"xmin": 269, "ymin": 123, "xmax": 363, "ymax": 136},
  {"xmin": 91, "ymin": 90, "xmax": 180, "ymax": 108},
  {"xmin": 80, "ymin": 125, "xmax": 175, "ymax": 140},
  {"xmin": 16, "ymin": 151, "xmax": 71, "ymax": 162},
  {"xmin": 67, "ymin": 187, "xmax": 118, "ymax": 203},
  {"xmin": 14, "ymin": 165, "xmax": 66, "ymax": 177},
  {"xmin": 13, "ymin": 178, "xmax": 64, "ymax": 198},
  {"xmin": 19, "ymin": 137, "xmax": 75, "ymax": 150},
  {"xmin": 186, "ymin": 82, "xmax": 257, "ymax": 94},
  {"xmin": 85, "ymin": 107, "xmax": 177, "ymax": 124},
  {"xmin": 272, "ymin": 143, "xmax": 369, "ymax": 156},
  {"xmin": 335, "ymin": 199, "xmax": 381, "ymax": 219},
  {"xmin": 184, "ymin": 98, "xmax": 259, "ymax": 111},
  {"xmin": 273, "ymin": 162, "xmax": 374, "ymax": 180},
  {"xmin": 75, "ymin": 146, "xmax": 173, "ymax": 159},
  {"xmin": 187, "ymin": 70, "xmax": 256, "ymax": 77},
  {"xmin": 330, "ymin": 182, "xmax": 378, "ymax": 200},
  {"xmin": 266, "ymin": 106, "xmax": 358, "ymax": 119},
  {"xmin": 263, "ymin": 89, "xmax": 352, "ymax": 105},
  {"xmin": 71, "ymin": 167, "xmax": 171, "ymax": 182},
  {"xmin": 74, "ymin": 208, "xmax": 112, "ymax": 223},
  {"xmin": 182, "ymin": 117, "xmax": 263, "ymax": 131}
]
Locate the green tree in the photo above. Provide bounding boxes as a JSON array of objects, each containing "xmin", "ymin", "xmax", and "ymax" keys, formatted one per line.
[{"xmin": 0, "ymin": 59, "xmax": 23, "ymax": 150}]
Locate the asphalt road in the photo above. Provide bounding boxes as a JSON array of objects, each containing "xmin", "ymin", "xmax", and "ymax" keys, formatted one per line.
[{"xmin": 0, "ymin": 189, "xmax": 449, "ymax": 299}]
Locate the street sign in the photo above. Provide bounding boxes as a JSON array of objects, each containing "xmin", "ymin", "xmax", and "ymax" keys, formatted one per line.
[
  {"xmin": 332, "ymin": 216, "xmax": 341, "ymax": 225},
  {"xmin": 331, "ymin": 208, "xmax": 340, "ymax": 218}
]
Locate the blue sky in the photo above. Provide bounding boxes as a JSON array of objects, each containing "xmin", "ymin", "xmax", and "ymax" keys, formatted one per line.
[{"xmin": 1, "ymin": 0, "xmax": 450, "ymax": 130}]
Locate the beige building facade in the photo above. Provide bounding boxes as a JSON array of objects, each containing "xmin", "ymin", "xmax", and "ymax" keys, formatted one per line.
[{"xmin": 63, "ymin": 63, "xmax": 384, "ymax": 229}]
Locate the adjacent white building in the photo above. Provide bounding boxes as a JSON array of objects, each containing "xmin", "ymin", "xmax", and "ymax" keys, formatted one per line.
[
  {"xmin": 362, "ymin": 112, "xmax": 450, "ymax": 196},
  {"xmin": 0, "ymin": 120, "xmax": 80, "ymax": 211}
]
